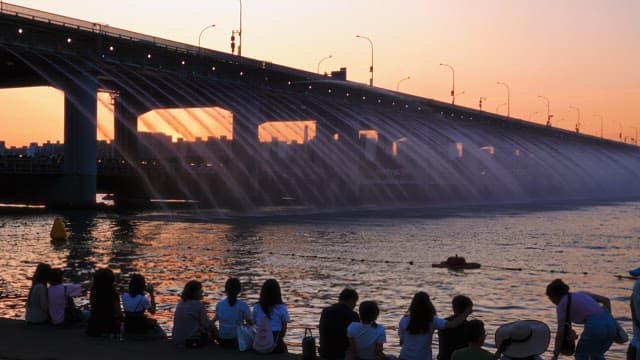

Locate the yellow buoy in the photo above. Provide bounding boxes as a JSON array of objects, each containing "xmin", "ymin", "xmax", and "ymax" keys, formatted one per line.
[{"xmin": 50, "ymin": 217, "xmax": 67, "ymax": 242}]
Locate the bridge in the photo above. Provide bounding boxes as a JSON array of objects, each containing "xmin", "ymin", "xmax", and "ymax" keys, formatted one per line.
[{"xmin": 1, "ymin": 2, "xmax": 639, "ymax": 209}]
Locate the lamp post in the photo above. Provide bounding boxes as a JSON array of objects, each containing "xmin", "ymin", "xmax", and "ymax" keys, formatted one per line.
[
  {"xmin": 631, "ymin": 126, "xmax": 639, "ymax": 145},
  {"xmin": 317, "ymin": 54, "xmax": 332, "ymax": 74},
  {"xmin": 478, "ymin": 97, "xmax": 487, "ymax": 111},
  {"xmin": 496, "ymin": 81, "xmax": 510, "ymax": 117},
  {"xmin": 396, "ymin": 76, "xmax": 410, "ymax": 91},
  {"xmin": 538, "ymin": 95, "xmax": 551, "ymax": 126},
  {"xmin": 198, "ymin": 24, "xmax": 216, "ymax": 50},
  {"xmin": 439, "ymin": 63, "xmax": 455, "ymax": 104},
  {"xmin": 593, "ymin": 114, "xmax": 603, "ymax": 139},
  {"xmin": 356, "ymin": 35, "xmax": 374, "ymax": 86},
  {"xmin": 238, "ymin": 0, "xmax": 242, "ymax": 56},
  {"xmin": 569, "ymin": 105, "xmax": 581, "ymax": 133}
]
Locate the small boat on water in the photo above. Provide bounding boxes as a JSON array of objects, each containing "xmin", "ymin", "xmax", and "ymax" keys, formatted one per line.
[{"xmin": 432, "ymin": 255, "xmax": 481, "ymax": 270}]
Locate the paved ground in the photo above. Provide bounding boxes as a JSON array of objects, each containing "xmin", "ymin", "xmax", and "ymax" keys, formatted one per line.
[{"xmin": 0, "ymin": 318, "xmax": 299, "ymax": 360}]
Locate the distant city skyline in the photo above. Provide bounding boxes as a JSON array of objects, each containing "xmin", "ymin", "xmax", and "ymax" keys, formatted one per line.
[{"xmin": 1, "ymin": 0, "xmax": 638, "ymax": 146}]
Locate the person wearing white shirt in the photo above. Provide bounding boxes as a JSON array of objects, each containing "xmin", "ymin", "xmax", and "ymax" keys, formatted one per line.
[
  {"xmin": 347, "ymin": 300, "xmax": 386, "ymax": 360},
  {"xmin": 214, "ymin": 277, "xmax": 252, "ymax": 348}
]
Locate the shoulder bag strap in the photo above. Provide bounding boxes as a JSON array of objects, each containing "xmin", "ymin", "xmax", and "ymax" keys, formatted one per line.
[{"xmin": 565, "ymin": 293, "xmax": 572, "ymax": 328}]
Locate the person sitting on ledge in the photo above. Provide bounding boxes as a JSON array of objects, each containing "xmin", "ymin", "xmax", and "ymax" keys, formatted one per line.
[
  {"xmin": 213, "ymin": 277, "xmax": 252, "ymax": 349},
  {"xmin": 86, "ymin": 268, "xmax": 123, "ymax": 337},
  {"xmin": 438, "ymin": 295, "xmax": 474, "ymax": 360},
  {"xmin": 451, "ymin": 319, "xmax": 494, "ymax": 360},
  {"xmin": 319, "ymin": 287, "xmax": 360, "ymax": 360},
  {"xmin": 25, "ymin": 263, "xmax": 51, "ymax": 325},
  {"xmin": 122, "ymin": 273, "xmax": 165, "ymax": 340},
  {"xmin": 48, "ymin": 268, "xmax": 85, "ymax": 326}
]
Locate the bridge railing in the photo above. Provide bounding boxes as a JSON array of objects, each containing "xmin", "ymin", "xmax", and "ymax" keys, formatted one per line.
[{"xmin": 0, "ymin": 2, "xmax": 314, "ymax": 79}]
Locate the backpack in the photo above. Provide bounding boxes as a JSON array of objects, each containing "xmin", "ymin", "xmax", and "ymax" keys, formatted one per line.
[{"xmin": 253, "ymin": 316, "xmax": 276, "ymax": 353}]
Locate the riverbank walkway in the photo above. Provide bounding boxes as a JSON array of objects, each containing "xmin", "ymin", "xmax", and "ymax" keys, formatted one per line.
[{"xmin": 0, "ymin": 318, "xmax": 299, "ymax": 360}]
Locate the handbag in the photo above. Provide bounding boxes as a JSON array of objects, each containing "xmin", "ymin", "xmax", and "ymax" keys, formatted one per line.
[
  {"xmin": 237, "ymin": 324, "xmax": 255, "ymax": 351},
  {"xmin": 560, "ymin": 293, "xmax": 578, "ymax": 356},
  {"xmin": 614, "ymin": 320, "xmax": 628, "ymax": 344},
  {"xmin": 302, "ymin": 327, "xmax": 317, "ymax": 360}
]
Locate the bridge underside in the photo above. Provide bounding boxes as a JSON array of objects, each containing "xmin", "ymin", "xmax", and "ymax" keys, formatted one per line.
[{"xmin": 1, "ymin": 12, "xmax": 639, "ymax": 209}]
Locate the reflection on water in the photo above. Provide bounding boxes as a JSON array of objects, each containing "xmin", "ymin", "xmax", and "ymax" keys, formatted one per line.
[{"xmin": 0, "ymin": 200, "xmax": 638, "ymax": 359}]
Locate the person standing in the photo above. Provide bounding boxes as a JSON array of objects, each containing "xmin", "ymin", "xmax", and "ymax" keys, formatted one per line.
[
  {"xmin": 319, "ymin": 288, "xmax": 360, "ymax": 359},
  {"xmin": 546, "ymin": 279, "xmax": 616, "ymax": 360},
  {"xmin": 438, "ymin": 295, "xmax": 474, "ymax": 360}
]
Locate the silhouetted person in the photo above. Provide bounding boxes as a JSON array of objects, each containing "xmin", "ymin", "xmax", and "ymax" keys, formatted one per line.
[
  {"xmin": 319, "ymin": 288, "xmax": 360, "ymax": 359},
  {"xmin": 122, "ymin": 273, "xmax": 164, "ymax": 340},
  {"xmin": 48, "ymin": 268, "xmax": 84, "ymax": 326},
  {"xmin": 399, "ymin": 292, "xmax": 471, "ymax": 360},
  {"xmin": 86, "ymin": 268, "xmax": 122, "ymax": 337},
  {"xmin": 438, "ymin": 295, "xmax": 474, "ymax": 360},
  {"xmin": 451, "ymin": 319, "xmax": 494, "ymax": 360},
  {"xmin": 25, "ymin": 263, "xmax": 51, "ymax": 324}
]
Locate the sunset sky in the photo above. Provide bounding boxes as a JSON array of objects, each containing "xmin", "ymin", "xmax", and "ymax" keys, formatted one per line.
[{"xmin": 1, "ymin": 0, "xmax": 638, "ymax": 146}]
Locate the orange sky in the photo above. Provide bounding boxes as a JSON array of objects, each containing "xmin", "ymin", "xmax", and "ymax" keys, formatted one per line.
[{"xmin": 1, "ymin": 0, "xmax": 638, "ymax": 146}]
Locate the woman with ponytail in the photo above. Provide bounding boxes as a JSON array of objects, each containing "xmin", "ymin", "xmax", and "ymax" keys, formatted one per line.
[{"xmin": 214, "ymin": 277, "xmax": 252, "ymax": 348}]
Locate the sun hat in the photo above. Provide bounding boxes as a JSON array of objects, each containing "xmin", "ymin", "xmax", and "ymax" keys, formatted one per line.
[
  {"xmin": 495, "ymin": 320, "xmax": 551, "ymax": 358},
  {"xmin": 630, "ymin": 267, "xmax": 640, "ymax": 277}
]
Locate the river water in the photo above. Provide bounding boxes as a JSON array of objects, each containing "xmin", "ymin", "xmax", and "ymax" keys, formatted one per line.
[{"xmin": 1, "ymin": 200, "xmax": 638, "ymax": 358}]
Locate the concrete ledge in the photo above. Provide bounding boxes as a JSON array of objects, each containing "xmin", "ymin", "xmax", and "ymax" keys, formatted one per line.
[{"xmin": 0, "ymin": 318, "xmax": 299, "ymax": 360}]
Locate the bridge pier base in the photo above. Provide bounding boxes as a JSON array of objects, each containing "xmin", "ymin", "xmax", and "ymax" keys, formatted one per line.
[{"xmin": 46, "ymin": 75, "xmax": 97, "ymax": 208}]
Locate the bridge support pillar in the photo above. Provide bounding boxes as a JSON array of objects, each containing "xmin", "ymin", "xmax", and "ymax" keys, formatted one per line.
[
  {"xmin": 47, "ymin": 75, "xmax": 98, "ymax": 208},
  {"xmin": 114, "ymin": 94, "xmax": 145, "ymax": 162}
]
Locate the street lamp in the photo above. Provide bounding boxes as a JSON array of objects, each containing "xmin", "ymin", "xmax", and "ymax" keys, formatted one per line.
[
  {"xmin": 356, "ymin": 35, "xmax": 374, "ymax": 86},
  {"xmin": 198, "ymin": 24, "xmax": 216, "ymax": 50},
  {"xmin": 439, "ymin": 63, "xmax": 455, "ymax": 104},
  {"xmin": 593, "ymin": 114, "xmax": 603, "ymax": 139},
  {"xmin": 479, "ymin": 97, "xmax": 487, "ymax": 111},
  {"xmin": 496, "ymin": 81, "xmax": 510, "ymax": 117},
  {"xmin": 317, "ymin": 54, "xmax": 332, "ymax": 74},
  {"xmin": 538, "ymin": 95, "xmax": 551, "ymax": 126},
  {"xmin": 238, "ymin": 0, "xmax": 242, "ymax": 56},
  {"xmin": 569, "ymin": 105, "xmax": 581, "ymax": 133},
  {"xmin": 396, "ymin": 76, "xmax": 410, "ymax": 91}
]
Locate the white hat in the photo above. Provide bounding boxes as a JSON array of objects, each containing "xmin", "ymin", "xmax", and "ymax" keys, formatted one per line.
[{"xmin": 495, "ymin": 320, "xmax": 551, "ymax": 358}]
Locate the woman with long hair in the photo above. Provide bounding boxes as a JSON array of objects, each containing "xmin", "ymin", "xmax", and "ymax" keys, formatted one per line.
[
  {"xmin": 172, "ymin": 280, "xmax": 215, "ymax": 347},
  {"xmin": 25, "ymin": 263, "xmax": 51, "ymax": 324},
  {"xmin": 546, "ymin": 279, "xmax": 616, "ymax": 360},
  {"xmin": 86, "ymin": 268, "xmax": 122, "ymax": 337},
  {"xmin": 398, "ymin": 291, "xmax": 471, "ymax": 360},
  {"xmin": 253, "ymin": 278, "xmax": 290, "ymax": 353},
  {"xmin": 214, "ymin": 277, "xmax": 252, "ymax": 348}
]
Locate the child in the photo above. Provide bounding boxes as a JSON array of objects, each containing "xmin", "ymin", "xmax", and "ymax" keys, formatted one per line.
[
  {"xmin": 214, "ymin": 277, "xmax": 252, "ymax": 348},
  {"xmin": 347, "ymin": 300, "xmax": 386, "ymax": 360}
]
